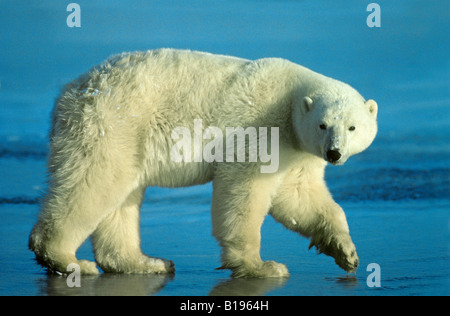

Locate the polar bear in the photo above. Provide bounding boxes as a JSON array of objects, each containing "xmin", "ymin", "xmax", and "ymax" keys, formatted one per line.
[{"xmin": 29, "ymin": 49, "xmax": 377, "ymax": 277}]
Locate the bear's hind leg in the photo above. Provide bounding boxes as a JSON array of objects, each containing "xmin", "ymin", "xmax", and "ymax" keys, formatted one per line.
[
  {"xmin": 91, "ymin": 187, "xmax": 174, "ymax": 274},
  {"xmin": 29, "ymin": 190, "xmax": 104, "ymax": 275},
  {"xmin": 29, "ymin": 176, "xmax": 142, "ymax": 275},
  {"xmin": 29, "ymin": 137, "xmax": 144, "ymax": 275}
]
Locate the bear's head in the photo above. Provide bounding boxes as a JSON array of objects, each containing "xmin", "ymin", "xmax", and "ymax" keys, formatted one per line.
[{"xmin": 292, "ymin": 83, "xmax": 378, "ymax": 165}]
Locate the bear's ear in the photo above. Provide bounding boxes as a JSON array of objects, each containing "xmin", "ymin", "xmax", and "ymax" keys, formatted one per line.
[
  {"xmin": 365, "ymin": 99, "xmax": 378, "ymax": 118},
  {"xmin": 302, "ymin": 96, "xmax": 314, "ymax": 113}
]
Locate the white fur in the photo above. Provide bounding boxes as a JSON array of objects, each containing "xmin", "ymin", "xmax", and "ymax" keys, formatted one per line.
[{"xmin": 29, "ymin": 49, "xmax": 377, "ymax": 277}]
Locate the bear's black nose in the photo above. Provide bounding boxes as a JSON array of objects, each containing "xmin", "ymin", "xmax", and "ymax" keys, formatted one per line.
[{"xmin": 326, "ymin": 150, "xmax": 341, "ymax": 163}]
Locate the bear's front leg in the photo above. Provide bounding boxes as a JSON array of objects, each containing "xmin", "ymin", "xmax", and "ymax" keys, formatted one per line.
[
  {"xmin": 270, "ymin": 162, "xmax": 359, "ymax": 273},
  {"xmin": 306, "ymin": 204, "xmax": 359, "ymax": 273},
  {"xmin": 211, "ymin": 165, "xmax": 289, "ymax": 278}
]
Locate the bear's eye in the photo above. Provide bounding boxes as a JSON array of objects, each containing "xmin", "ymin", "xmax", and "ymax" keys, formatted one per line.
[
  {"xmin": 319, "ymin": 124, "xmax": 327, "ymax": 130},
  {"xmin": 349, "ymin": 126, "xmax": 356, "ymax": 131}
]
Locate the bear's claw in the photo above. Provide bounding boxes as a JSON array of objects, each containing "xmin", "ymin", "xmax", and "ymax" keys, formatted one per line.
[{"xmin": 309, "ymin": 233, "xmax": 359, "ymax": 273}]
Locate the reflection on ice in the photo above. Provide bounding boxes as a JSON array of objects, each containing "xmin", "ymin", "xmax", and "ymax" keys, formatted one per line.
[
  {"xmin": 41, "ymin": 273, "xmax": 174, "ymax": 296},
  {"xmin": 39, "ymin": 272, "xmax": 288, "ymax": 296},
  {"xmin": 209, "ymin": 277, "xmax": 288, "ymax": 296}
]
